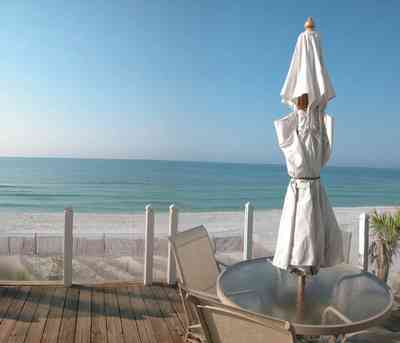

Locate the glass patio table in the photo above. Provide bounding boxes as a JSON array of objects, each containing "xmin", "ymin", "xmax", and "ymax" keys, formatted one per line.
[{"xmin": 217, "ymin": 257, "xmax": 393, "ymax": 336}]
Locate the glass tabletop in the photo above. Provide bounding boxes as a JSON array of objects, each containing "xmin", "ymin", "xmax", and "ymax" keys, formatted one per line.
[{"xmin": 217, "ymin": 258, "xmax": 393, "ymax": 335}]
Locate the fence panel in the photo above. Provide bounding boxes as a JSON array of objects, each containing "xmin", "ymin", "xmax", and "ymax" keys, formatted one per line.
[
  {"xmin": 72, "ymin": 213, "xmax": 146, "ymax": 284},
  {"xmin": 0, "ymin": 213, "xmax": 65, "ymax": 281}
]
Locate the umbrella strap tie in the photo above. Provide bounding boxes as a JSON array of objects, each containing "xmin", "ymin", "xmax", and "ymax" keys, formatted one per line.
[{"xmin": 290, "ymin": 176, "xmax": 320, "ymax": 181}]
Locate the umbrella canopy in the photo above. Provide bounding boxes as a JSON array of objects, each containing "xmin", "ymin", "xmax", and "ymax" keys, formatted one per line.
[
  {"xmin": 280, "ymin": 24, "xmax": 335, "ymax": 112},
  {"xmin": 272, "ymin": 18, "xmax": 343, "ymax": 276}
]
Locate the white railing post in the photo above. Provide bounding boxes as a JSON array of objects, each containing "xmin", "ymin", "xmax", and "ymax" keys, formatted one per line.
[
  {"xmin": 243, "ymin": 202, "xmax": 254, "ymax": 260},
  {"xmin": 359, "ymin": 212, "xmax": 369, "ymax": 272},
  {"xmin": 64, "ymin": 207, "xmax": 74, "ymax": 287},
  {"xmin": 144, "ymin": 205, "xmax": 154, "ymax": 286},
  {"xmin": 167, "ymin": 204, "xmax": 178, "ymax": 285}
]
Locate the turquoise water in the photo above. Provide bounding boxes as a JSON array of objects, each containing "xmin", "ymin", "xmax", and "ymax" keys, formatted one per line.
[{"xmin": 0, "ymin": 157, "xmax": 399, "ymax": 213}]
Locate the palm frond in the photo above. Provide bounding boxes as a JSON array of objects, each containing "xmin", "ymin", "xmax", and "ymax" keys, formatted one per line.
[{"xmin": 369, "ymin": 209, "xmax": 400, "ymax": 266}]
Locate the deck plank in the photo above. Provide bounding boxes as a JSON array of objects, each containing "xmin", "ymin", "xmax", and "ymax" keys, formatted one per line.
[
  {"xmin": 0, "ymin": 288, "xmax": 19, "ymax": 323},
  {"xmin": 6, "ymin": 286, "xmax": 43, "ymax": 343},
  {"xmin": 140, "ymin": 285, "xmax": 175, "ymax": 343},
  {"xmin": 0, "ymin": 287, "xmax": 31, "ymax": 342},
  {"xmin": 150, "ymin": 286, "xmax": 184, "ymax": 343},
  {"xmin": 75, "ymin": 287, "xmax": 91, "ymax": 343},
  {"xmin": 128, "ymin": 285, "xmax": 158, "ymax": 343},
  {"xmin": 104, "ymin": 288, "xmax": 124, "ymax": 343},
  {"xmin": 57, "ymin": 287, "xmax": 79, "ymax": 343},
  {"xmin": 0, "ymin": 284, "xmax": 186, "ymax": 343},
  {"xmin": 91, "ymin": 288, "xmax": 107, "ymax": 343},
  {"xmin": 162, "ymin": 287, "xmax": 186, "ymax": 330},
  {"xmin": 41, "ymin": 287, "xmax": 67, "ymax": 343},
  {"xmin": 24, "ymin": 287, "xmax": 55, "ymax": 343},
  {"xmin": 116, "ymin": 287, "xmax": 141, "ymax": 343}
]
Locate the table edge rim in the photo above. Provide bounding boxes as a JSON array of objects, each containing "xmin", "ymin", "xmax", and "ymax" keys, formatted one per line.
[{"xmin": 216, "ymin": 257, "xmax": 394, "ymax": 336}]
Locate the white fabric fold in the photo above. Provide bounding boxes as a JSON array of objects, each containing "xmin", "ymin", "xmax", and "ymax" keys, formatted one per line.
[
  {"xmin": 272, "ymin": 111, "xmax": 344, "ymax": 273},
  {"xmin": 280, "ymin": 30, "xmax": 335, "ymax": 112}
]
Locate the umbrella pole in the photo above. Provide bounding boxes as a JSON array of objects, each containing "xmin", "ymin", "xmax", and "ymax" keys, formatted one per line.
[
  {"xmin": 296, "ymin": 274, "xmax": 306, "ymax": 321},
  {"xmin": 295, "ymin": 75, "xmax": 308, "ymax": 322}
]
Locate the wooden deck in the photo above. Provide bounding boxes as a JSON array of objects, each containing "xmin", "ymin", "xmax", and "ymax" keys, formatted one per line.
[
  {"xmin": 1, "ymin": 283, "xmax": 399, "ymax": 343},
  {"xmin": 0, "ymin": 284, "xmax": 186, "ymax": 343}
]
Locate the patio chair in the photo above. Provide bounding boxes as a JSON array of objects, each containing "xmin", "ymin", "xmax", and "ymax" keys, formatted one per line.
[
  {"xmin": 169, "ymin": 225, "xmax": 227, "ymax": 342},
  {"xmin": 187, "ymin": 289, "xmax": 297, "ymax": 343}
]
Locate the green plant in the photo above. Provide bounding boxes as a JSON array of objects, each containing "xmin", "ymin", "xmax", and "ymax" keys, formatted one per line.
[{"xmin": 369, "ymin": 209, "xmax": 400, "ymax": 282}]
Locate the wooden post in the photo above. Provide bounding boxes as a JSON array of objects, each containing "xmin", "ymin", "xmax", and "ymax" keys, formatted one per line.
[
  {"xmin": 167, "ymin": 204, "xmax": 178, "ymax": 285},
  {"xmin": 64, "ymin": 207, "xmax": 74, "ymax": 287},
  {"xmin": 359, "ymin": 213, "xmax": 369, "ymax": 272},
  {"xmin": 243, "ymin": 202, "xmax": 254, "ymax": 260},
  {"xmin": 144, "ymin": 205, "xmax": 154, "ymax": 286},
  {"xmin": 33, "ymin": 232, "xmax": 38, "ymax": 256}
]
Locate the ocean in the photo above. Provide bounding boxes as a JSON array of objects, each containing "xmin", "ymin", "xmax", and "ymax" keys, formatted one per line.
[{"xmin": 0, "ymin": 157, "xmax": 399, "ymax": 213}]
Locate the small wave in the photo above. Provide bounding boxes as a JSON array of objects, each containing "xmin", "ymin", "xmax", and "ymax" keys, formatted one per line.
[
  {"xmin": 0, "ymin": 193, "xmax": 80, "ymax": 198},
  {"xmin": 86, "ymin": 181, "xmax": 149, "ymax": 186},
  {"xmin": 0, "ymin": 184, "xmax": 18, "ymax": 189}
]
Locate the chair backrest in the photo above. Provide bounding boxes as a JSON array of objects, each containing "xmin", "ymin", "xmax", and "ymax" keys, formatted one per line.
[
  {"xmin": 341, "ymin": 230, "xmax": 352, "ymax": 264},
  {"xmin": 188, "ymin": 290, "xmax": 296, "ymax": 343},
  {"xmin": 170, "ymin": 225, "xmax": 219, "ymax": 294}
]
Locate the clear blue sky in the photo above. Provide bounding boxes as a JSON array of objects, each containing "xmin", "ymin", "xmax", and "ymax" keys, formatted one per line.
[{"xmin": 0, "ymin": 1, "xmax": 399, "ymax": 168}]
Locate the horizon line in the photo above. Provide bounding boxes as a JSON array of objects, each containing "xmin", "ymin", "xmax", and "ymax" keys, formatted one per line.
[{"xmin": 0, "ymin": 155, "xmax": 399, "ymax": 171}]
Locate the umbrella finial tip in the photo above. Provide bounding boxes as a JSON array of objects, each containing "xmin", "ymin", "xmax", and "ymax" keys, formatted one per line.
[{"xmin": 304, "ymin": 17, "xmax": 315, "ymax": 31}]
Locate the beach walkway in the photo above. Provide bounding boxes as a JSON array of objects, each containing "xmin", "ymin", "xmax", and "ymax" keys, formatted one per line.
[{"xmin": 0, "ymin": 283, "xmax": 185, "ymax": 343}]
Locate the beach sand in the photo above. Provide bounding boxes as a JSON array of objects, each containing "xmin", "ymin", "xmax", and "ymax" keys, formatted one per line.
[{"xmin": 2, "ymin": 206, "xmax": 397, "ymax": 236}]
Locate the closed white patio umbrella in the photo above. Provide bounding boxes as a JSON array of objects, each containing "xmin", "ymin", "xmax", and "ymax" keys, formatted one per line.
[{"xmin": 272, "ymin": 17, "xmax": 344, "ymax": 316}]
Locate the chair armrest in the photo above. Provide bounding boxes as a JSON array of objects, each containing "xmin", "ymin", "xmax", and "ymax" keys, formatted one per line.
[
  {"xmin": 322, "ymin": 306, "xmax": 352, "ymax": 324},
  {"xmin": 186, "ymin": 288, "xmax": 220, "ymax": 302},
  {"xmin": 216, "ymin": 259, "xmax": 229, "ymax": 270}
]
